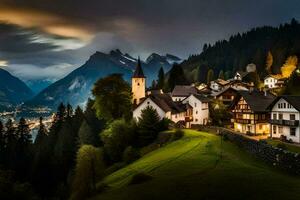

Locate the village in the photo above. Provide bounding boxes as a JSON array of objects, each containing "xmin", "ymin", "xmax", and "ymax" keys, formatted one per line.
[{"xmin": 131, "ymin": 59, "xmax": 300, "ymax": 144}]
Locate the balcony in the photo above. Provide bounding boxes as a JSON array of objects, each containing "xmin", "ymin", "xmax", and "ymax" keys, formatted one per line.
[
  {"xmin": 232, "ymin": 119, "xmax": 254, "ymax": 124},
  {"xmin": 185, "ymin": 116, "xmax": 193, "ymax": 122},
  {"xmin": 270, "ymin": 119, "xmax": 299, "ymax": 127}
]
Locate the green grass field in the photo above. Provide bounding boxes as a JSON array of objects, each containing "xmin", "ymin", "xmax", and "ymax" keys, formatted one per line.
[{"xmin": 92, "ymin": 130, "xmax": 300, "ymax": 200}]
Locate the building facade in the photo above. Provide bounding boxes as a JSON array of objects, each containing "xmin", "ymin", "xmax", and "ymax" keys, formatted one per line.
[
  {"xmin": 268, "ymin": 96, "xmax": 300, "ymax": 143},
  {"xmin": 231, "ymin": 90, "xmax": 275, "ymax": 135}
]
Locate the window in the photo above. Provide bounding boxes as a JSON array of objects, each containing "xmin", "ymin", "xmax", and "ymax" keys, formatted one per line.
[
  {"xmin": 196, "ymin": 111, "xmax": 198, "ymax": 114},
  {"xmin": 279, "ymin": 114, "xmax": 283, "ymax": 120},
  {"xmin": 278, "ymin": 126, "xmax": 283, "ymax": 134},
  {"xmin": 194, "ymin": 103, "xmax": 197, "ymax": 107},
  {"xmin": 273, "ymin": 113, "xmax": 277, "ymax": 120},
  {"xmin": 259, "ymin": 125, "xmax": 263, "ymax": 130},
  {"xmin": 195, "ymin": 119, "xmax": 198, "ymax": 122},
  {"xmin": 290, "ymin": 128, "xmax": 296, "ymax": 136},
  {"xmin": 273, "ymin": 126, "xmax": 277, "ymax": 135},
  {"xmin": 278, "ymin": 104, "xmax": 280, "ymax": 109},
  {"xmin": 290, "ymin": 114, "xmax": 296, "ymax": 120},
  {"xmin": 283, "ymin": 103, "xmax": 286, "ymax": 109},
  {"xmin": 262, "ymin": 114, "xmax": 266, "ymax": 120}
]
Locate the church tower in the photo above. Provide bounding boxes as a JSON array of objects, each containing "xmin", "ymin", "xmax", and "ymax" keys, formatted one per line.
[{"xmin": 132, "ymin": 58, "xmax": 146, "ymax": 105}]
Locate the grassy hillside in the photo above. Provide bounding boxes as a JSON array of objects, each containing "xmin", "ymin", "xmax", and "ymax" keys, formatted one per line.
[{"xmin": 92, "ymin": 130, "xmax": 300, "ymax": 200}]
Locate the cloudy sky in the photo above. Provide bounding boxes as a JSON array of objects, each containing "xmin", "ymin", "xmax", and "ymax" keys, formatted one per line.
[{"xmin": 0, "ymin": 0, "xmax": 300, "ymax": 82}]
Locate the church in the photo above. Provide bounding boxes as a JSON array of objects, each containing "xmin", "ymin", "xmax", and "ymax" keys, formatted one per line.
[{"xmin": 131, "ymin": 60, "xmax": 210, "ymax": 128}]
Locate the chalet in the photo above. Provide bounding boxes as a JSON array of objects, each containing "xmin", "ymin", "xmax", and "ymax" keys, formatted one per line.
[
  {"xmin": 264, "ymin": 75, "xmax": 286, "ymax": 89},
  {"xmin": 171, "ymin": 85, "xmax": 199, "ymax": 102},
  {"xmin": 214, "ymin": 87, "xmax": 239, "ymax": 106},
  {"xmin": 267, "ymin": 96, "xmax": 300, "ymax": 143},
  {"xmin": 210, "ymin": 79, "xmax": 229, "ymax": 92},
  {"xmin": 133, "ymin": 93, "xmax": 186, "ymax": 123},
  {"xmin": 230, "ymin": 90, "xmax": 276, "ymax": 135},
  {"xmin": 182, "ymin": 94, "xmax": 210, "ymax": 127}
]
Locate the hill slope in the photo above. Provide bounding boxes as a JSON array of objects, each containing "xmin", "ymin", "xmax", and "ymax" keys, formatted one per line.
[
  {"xmin": 0, "ymin": 68, "xmax": 33, "ymax": 109},
  {"xmin": 93, "ymin": 130, "xmax": 300, "ymax": 200}
]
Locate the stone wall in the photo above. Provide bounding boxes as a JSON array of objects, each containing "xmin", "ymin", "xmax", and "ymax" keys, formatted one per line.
[{"xmin": 196, "ymin": 125, "xmax": 300, "ymax": 175}]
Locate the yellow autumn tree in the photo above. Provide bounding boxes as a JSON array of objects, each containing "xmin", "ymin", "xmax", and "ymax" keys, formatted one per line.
[
  {"xmin": 281, "ymin": 56, "xmax": 298, "ymax": 78},
  {"xmin": 266, "ymin": 51, "xmax": 273, "ymax": 74}
]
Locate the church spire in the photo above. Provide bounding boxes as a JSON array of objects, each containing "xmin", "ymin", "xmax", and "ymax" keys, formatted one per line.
[{"xmin": 133, "ymin": 57, "xmax": 145, "ymax": 78}]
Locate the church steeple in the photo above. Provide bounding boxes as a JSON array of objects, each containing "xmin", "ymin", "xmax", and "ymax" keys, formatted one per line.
[
  {"xmin": 133, "ymin": 57, "xmax": 145, "ymax": 78},
  {"xmin": 132, "ymin": 57, "xmax": 146, "ymax": 105}
]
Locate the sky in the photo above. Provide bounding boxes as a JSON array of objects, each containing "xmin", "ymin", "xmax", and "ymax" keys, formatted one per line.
[{"xmin": 0, "ymin": 0, "xmax": 300, "ymax": 82}]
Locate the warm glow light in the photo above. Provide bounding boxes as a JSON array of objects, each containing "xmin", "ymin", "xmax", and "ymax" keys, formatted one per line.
[{"xmin": 0, "ymin": 60, "xmax": 8, "ymax": 67}]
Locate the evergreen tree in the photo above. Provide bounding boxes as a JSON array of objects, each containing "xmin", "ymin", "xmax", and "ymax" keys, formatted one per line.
[
  {"xmin": 16, "ymin": 117, "xmax": 31, "ymax": 144},
  {"xmin": 35, "ymin": 117, "xmax": 47, "ymax": 145},
  {"xmin": 66, "ymin": 103, "xmax": 73, "ymax": 118},
  {"xmin": 218, "ymin": 70, "xmax": 225, "ymax": 80},
  {"xmin": 84, "ymin": 98, "xmax": 105, "ymax": 136},
  {"xmin": 167, "ymin": 64, "xmax": 187, "ymax": 91},
  {"xmin": 157, "ymin": 67, "xmax": 165, "ymax": 90},
  {"xmin": 207, "ymin": 69, "xmax": 215, "ymax": 84},
  {"xmin": 4, "ymin": 119, "xmax": 17, "ymax": 169},
  {"xmin": 78, "ymin": 120, "xmax": 100, "ymax": 147},
  {"xmin": 137, "ymin": 107, "xmax": 161, "ymax": 146}
]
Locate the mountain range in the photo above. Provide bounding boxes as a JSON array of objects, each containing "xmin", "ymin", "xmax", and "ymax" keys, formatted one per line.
[
  {"xmin": 0, "ymin": 68, "xmax": 33, "ymax": 111},
  {"xmin": 25, "ymin": 50, "xmax": 181, "ymax": 109}
]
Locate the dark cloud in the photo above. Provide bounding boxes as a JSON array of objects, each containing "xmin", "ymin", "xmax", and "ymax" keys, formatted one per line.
[{"xmin": 0, "ymin": 0, "xmax": 300, "ymax": 81}]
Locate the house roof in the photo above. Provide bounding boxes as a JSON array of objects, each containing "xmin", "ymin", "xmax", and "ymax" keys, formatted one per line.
[
  {"xmin": 132, "ymin": 58, "xmax": 145, "ymax": 78},
  {"xmin": 236, "ymin": 71, "xmax": 249, "ymax": 78},
  {"xmin": 214, "ymin": 87, "xmax": 238, "ymax": 97},
  {"xmin": 192, "ymin": 94, "xmax": 211, "ymax": 103},
  {"xmin": 213, "ymin": 79, "xmax": 230, "ymax": 86},
  {"xmin": 171, "ymin": 85, "xmax": 198, "ymax": 97},
  {"xmin": 264, "ymin": 74, "xmax": 285, "ymax": 80},
  {"xmin": 233, "ymin": 90, "xmax": 276, "ymax": 112},
  {"xmin": 137, "ymin": 93, "xmax": 186, "ymax": 114},
  {"xmin": 267, "ymin": 96, "xmax": 300, "ymax": 111}
]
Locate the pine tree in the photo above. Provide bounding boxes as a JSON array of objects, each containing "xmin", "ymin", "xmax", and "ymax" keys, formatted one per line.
[
  {"xmin": 79, "ymin": 120, "xmax": 100, "ymax": 147},
  {"xmin": 167, "ymin": 64, "xmax": 187, "ymax": 91},
  {"xmin": 16, "ymin": 117, "xmax": 31, "ymax": 144},
  {"xmin": 207, "ymin": 69, "xmax": 215, "ymax": 84},
  {"xmin": 157, "ymin": 67, "xmax": 165, "ymax": 90},
  {"xmin": 137, "ymin": 107, "xmax": 161, "ymax": 146},
  {"xmin": 35, "ymin": 117, "xmax": 48, "ymax": 145},
  {"xmin": 218, "ymin": 70, "xmax": 225, "ymax": 80}
]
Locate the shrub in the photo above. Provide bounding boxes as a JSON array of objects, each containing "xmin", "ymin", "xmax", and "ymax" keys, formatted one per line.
[
  {"xmin": 222, "ymin": 134, "xmax": 229, "ymax": 141},
  {"xmin": 101, "ymin": 119, "xmax": 137, "ymax": 163},
  {"xmin": 277, "ymin": 143, "xmax": 287, "ymax": 150},
  {"xmin": 129, "ymin": 173, "xmax": 153, "ymax": 185},
  {"xmin": 139, "ymin": 143, "xmax": 160, "ymax": 156},
  {"xmin": 171, "ymin": 129, "xmax": 184, "ymax": 141},
  {"xmin": 123, "ymin": 146, "xmax": 140, "ymax": 164},
  {"xmin": 157, "ymin": 132, "xmax": 172, "ymax": 145}
]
